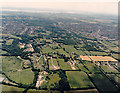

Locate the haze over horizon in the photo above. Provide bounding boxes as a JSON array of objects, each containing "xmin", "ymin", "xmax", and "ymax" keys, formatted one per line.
[{"xmin": 1, "ymin": 0, "xmax": 118, "ymax": 15}]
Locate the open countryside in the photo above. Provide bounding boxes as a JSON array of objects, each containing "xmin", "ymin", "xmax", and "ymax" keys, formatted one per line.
[{"xmin": 0, "ymin": 7, "xmax": 120, "ymax": 93}]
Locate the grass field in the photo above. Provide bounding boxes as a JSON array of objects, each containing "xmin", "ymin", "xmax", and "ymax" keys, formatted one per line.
[
  {"xmin": 89, "ymin": 51, "xmax": 108, "ymax": 56},
  {"xmin": 42, "ymin": 46, "xmax": 54, "ymax": 54},
  {"xmin": 2, "ymin": 85, "xmax": 24, "ymax": 92},
  {"xmin": 49, "ymin": 44, "xmax": 59, "ymax": 48},
  {"xmin": 0, "ymin": 50, "xmax": 7, "ymax": 54},
  {"xmin": 55, "ymin": 49, "xmax": 70, "ymax": 57},
  {"xmin": 48, "ymin": 73, "xmax": 60, "ymax": 89},
  {"xmin": 37, "ymin": 56, "xmax": 44, "ymax": 70},
  {"xmin": 0, "ymin": 34, "xmax": 22, "ymax": 40},
  {"xmin": 107, "ymin": 74, "xmax": 120, "ymax": 87},
  {"xmin": 6, "ymin": 39, "xmax": 14, "ymax": 45},
  {"xmin": 102, "ymin": 40, "xmax": 116, "ymax": 47},
  {"xmin": 58, "ymin": 59, "xmax": 72, "ymax": 70},
  {"xmin": 74, "ymin": 50, "xmax": 86, "ymax": 55},
  {"xmin": 90, "ymin": 74, "xmax": 119, "ymax": 92},
  {"xmin": 75, "ymin": 60, "xmax": 88, "ymax": 72},
  {"xmin": 84, "ymin": 62, "xmax": 101, "ymax": 73},
  {"xmin": 2, "ymin": 56, "xmax": 23, "ymax": 73},
  {"xmin": 101, "ymin": 65, "xmax": 118, "ymax": 73},
  {"xmin": 52, "ymin": 58, "xmax": 59, "ymax": 66},
  {"xmin": 66, "ymin": 71, "xmax": 94, "ymax": 88},
  {"xmin": 109, "ymin": 47, "xmax": 118, "ymax": 52},
  {"xmin": 61, "ymin": 45, "xmax": 76, "ymax": 53},
  {"xmin": 2, "ymin": 56, "xmax": 34, "ymax": 84},
  {"xmin": 112, "ymin": 54, "xmax": 118, "ymax": 59},
  {"xmin": 5, "ymin": 69, "xmax": 34, "ymax": 85}
]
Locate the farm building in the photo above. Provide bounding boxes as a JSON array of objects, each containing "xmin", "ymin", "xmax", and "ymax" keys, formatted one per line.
[{"xmin": 80, "ymin": 56, "xmax": 118, "ymax": 65}]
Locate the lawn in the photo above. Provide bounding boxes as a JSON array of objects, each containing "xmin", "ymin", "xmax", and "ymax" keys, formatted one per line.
[{"xmin": 66, "ymin": 71, "xmax": 94, "ymax": 88}]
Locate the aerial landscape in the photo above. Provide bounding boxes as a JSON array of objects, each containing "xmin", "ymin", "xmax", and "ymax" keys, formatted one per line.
[{"xmin": 0, "ymin": 1, "xmax": 120, "ymax": 93}]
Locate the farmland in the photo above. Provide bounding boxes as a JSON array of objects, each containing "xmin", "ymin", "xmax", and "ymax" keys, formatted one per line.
[
  {"xmin": 66, "ymin": 71, "xmax": 94, "ymax": 88},
  {"xmin": 0, "ymin": 10, "xmax": 119, "ymax": 93}
]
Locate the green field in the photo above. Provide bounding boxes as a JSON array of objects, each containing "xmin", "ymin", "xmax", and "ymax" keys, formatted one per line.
[
  {"xmin": 2, "ymin": 56, "xmax": 23, "ymax": 73},
  {"xmin": 42, "ymin": 46, "xmax": 54, "ymax": 54},
  {"xmin": 66, "ymin": 71, "xmax": 94, "ymax": 88},
  {"xmin": 90, "ymin": 74, "xmax": 119, "ymax": 92},
  {"xmin": 2, "ymin": 56, "xmax": 34, "ymax": 84},
  {"xmin": 55, "ymin": 49, "xmax": 70, "ymax": 57},
  {"xmin": 74, "ymin": 50, "xmax": 86, "ymax": 55},
  {"xmin": 89, "ymin": 51, "xmax": 108, "ymax": 56},
  {"xmin": 84, "ymin": 62, "xmax": 101, "ymax": 73},
  {"xmin": 107, "ymin": 74, "xmax": 120, "ymax": 87},
  {"xmin": 61, "ymin": 45, "xmax": 76, "ymax": 53},
  {"xmin": 75, "ymin": 60, "xmax": 88, "ymax": 72},
  {"xmin": 2, "ymin": 85, "xmax": 24, "ymax": 92},
  {"xmin": 58, "ymin": 59, "xmax": 72, "ymax": 70},
  {"xmin": 6, "ymin": 39, "xmax": 14, "ymax": 45},
  {"xmin": 52, "ymin": 58, "xmax": 59, "ymax": 66},
  {"xmin": 37, "ymin": 56, "xmax": 44, "ymax": 70},
  {"xmin": 101, "ymin": 65, "xmax": 118, "ymax": 73},
  {"xmin": 4, "ymin": 69, "xmax": 34, "ymax": 85},
  {"xmin": 102, "ymin": 40, "xmax": 116, "ymax": 47},
  {"xmin": 48, "ymin": 73, "xmax": 61, "ymax": 89},
  {"xmin": 112, "ymin": 54, "xmax": 118, "ymax": 59}
]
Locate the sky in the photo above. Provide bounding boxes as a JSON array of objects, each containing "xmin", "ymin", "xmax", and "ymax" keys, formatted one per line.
[{"xmin": 0, "ymin": 0, "xmax": 119, "ymax": 15}]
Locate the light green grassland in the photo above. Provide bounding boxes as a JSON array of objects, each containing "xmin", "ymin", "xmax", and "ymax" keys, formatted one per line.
[
  {"xmin": 66, "ymin": 71, "xmax": 94, "ymax": 88},
  {"xmin": 58, "ymin": 59, "xmax": 72, "ymax": 70},
  {"xmin": 2, "ymin": 56, "xmax": 34, "ymax": 84}
]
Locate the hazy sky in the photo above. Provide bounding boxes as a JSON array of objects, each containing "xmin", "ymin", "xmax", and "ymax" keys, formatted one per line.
[{"xmin": 1, "ymin": 0, "xmax": 118, "ymax": 15}]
